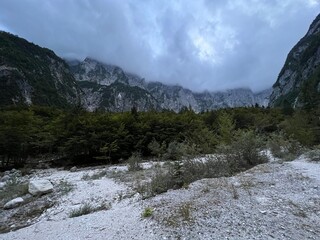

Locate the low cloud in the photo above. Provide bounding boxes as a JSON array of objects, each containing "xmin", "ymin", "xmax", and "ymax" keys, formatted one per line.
[{"xmin": 0, "ymin": 0, "xmax": 319, "ymax": 92}]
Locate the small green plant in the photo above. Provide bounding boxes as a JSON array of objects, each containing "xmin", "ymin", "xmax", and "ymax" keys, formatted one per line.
[
  {"xmin": 69, "ymin": 203, "xmax": 94, "ymax": 218},
  {"xmin": 58, "ymin": 180, "xmax": 74, "ymax": 196},
  {"xmin": 69, "ymin": 202, "xmax": 109, "ymax": 218},
  {"xmin": 142, "ymin": 207, "xmax": 153, "ymax": 218}
]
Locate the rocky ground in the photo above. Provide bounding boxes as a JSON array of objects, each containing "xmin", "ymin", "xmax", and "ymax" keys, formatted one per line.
[{"xmin": 0, "ymin": 155, "xmax": 319, "ymax": 240}]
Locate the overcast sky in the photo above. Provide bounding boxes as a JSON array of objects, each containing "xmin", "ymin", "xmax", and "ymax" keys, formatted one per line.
[{"xmin": 0, "ymin": 0, "xmax": 319, "ymax": 92}]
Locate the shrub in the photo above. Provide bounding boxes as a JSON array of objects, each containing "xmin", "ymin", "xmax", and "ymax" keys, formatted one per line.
[
  {"xmin": 164, "ymin": 141, "xmax": 187, "ymax": 160},
  {"xmin": 127, "ymin": 152, "xmax": 142, "ymax": 172},
  {"xmin": 135, "ymin": 157, "xmax": 231, "ymax": 198},
  {"xmin": 69, "ymin": 202, "xmax": 108, "ymax": 218},
  {"xmin": 181, "ymin": 156, "xmax": 230, "ymax": 185},
  {"xmin": 57, "ymin": 180, "xmax": 74, "ymax": 196},
  {"xmin": 142, "ymin": 207, "xmax": 153, "ymax": 218},
  {"xmin": 148, "ymin": 139, "xmax": 165, "ymax": 159},
  {"xmin": 307, "ymin": 148, "xmax": 320, "ymax": 162},
  {"xmin": 268, "ymin": 133, "xmax": 302, "ymax": 160},
  {"xmin": 218, "ymin": 130, "xmax": 268, "ymax": 171}
]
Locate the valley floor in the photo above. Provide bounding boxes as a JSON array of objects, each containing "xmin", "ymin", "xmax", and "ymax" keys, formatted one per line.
[{"xmin": 1, "ymin": 157, "xmax": 320, "ymax": 240}]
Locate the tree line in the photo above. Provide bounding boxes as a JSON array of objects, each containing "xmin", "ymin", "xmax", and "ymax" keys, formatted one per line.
[{"xmin": 0, "ymin": 105, "xmax": 319, "ymax": 169}]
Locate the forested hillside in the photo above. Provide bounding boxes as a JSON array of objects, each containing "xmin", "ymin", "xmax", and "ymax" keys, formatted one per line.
[{"xmin": 0, "ymin": 105, "xmax": 319, "ymax": 170}]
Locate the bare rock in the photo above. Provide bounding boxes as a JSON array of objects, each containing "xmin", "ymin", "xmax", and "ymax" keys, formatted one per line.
[
  {"xmin": 1, "ymin": 175, "xmax": 10, "ymax": 182},
  {"xmin": 0, "ymin": 182, "xmax": 5, "ymax": 189},
  {"xmin": 4, "ymin": 197, "xmax": 24, "ymax": 209},
  {"xmin": 70, "ymin": 166, "xmax": 77, "ymax": 172},
  {"xmin": 28, "ymin": 180, "xmax": 53, "ymax": 196}
]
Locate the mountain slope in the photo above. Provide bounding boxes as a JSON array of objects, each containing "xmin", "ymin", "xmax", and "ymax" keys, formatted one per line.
[
  {"xmin": 269, "ymin": 14, "xmax": 320, "ymax": 108},
  {"xmin": 70, "ymin": 58, "xmax": 271, "ymax": 112},
  {"xmin": 0, "ymin": 31, "xmax": 80, "ymax": 108}
]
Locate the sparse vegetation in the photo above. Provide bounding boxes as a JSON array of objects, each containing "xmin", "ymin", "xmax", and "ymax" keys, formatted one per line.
[
  {"xmin": 142, "ymin": 207, "xmax": 153, "ymax": 218},
  {"xmin": 57, "ymin": 180, "xmax": 74, "ymax": 196},
  {"xmin": 127, "ymin": 152, "xmax": 142, "ymax": 171},
  {"xmin": 81, "ymin": 171, "xmax": 107, "ymax": 181},
  {"xmin": 69, "ymin": 202, "xmax": 109, "ymax": 218},
  {"xmin": 268, "ymin": 133, "xmax": 302, "ymax": 161},
  {"xmin": 307, "ymin": 148, "xmax": 320, "ymax": 162}
]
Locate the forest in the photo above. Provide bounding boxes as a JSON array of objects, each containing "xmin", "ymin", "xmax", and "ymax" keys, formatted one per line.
[{"xmin": 0, "ymin": 105, "xmax": 319, "ymax": 170}]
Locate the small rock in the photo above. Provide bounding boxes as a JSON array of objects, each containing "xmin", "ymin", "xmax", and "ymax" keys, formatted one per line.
[
  {"xmin": 23, "ymin": 194, "xmax": 33, "ymax": 201},
  {"xmin": 29, "ymin": 179, "xmax": 53, "ymax": 195},
  {"xmin": 259, "ymin": 210, "xmax": 267, "ymax": 214},
  {"xmin": 0, "ymin": 182, "xmax": 5, "ymax": 189},
  {"xmin": 70, "ymin": 166, "xmax": 77, "ymax": 172},
  {"xmin": 4, "ymin": 197, "xmax": 24, "ymax": 209}
]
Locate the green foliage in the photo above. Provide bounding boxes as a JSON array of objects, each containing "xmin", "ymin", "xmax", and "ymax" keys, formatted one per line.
[
  {"xmin": 280, "ymin": 111, "xmax": 315, "ymax": 146},
  {"xmin": 0, "ymin": 31, "xmax": 79, "ymax": 108},
  {"xmin": 0, "ymin": 105, "xmax": 318, "ymax": 169},
  {"xmin": 148, "ymin": 138, "xmax": 166, "ymax": 159},
  {"xmin": 307, "ymin": 148, "xmax": 320, "ymax": 162},
  {"xmin": 217, "ymin": 111, "xmax": 235, "ymax": 144},
  {"xmin": 69, "ymin": 202, "xmax": 108, "ymax": 218},
  {"xmin": 127, "ymin": 152, "xmax": 142, "ymax": 171},
  {"xmin": 142, "ymin": 207, "xmax": 153, "ymax": 218},
  {"xmin": 217, "ymin": 130, "xmax": 268, "ymax": 170},
  {"xmin": 268, "ymin": 132, "xmax": 302, "ymax": 160}
]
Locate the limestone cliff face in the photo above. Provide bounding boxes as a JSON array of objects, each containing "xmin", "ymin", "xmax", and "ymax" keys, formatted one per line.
[
  {"xmin": 70, "ymin": 58, "xmax": 270, "ymax": 112},
  {"xmin": 0, "ymin": 31, "xmax": 80, "ymax": 108},
  {"xmin": 270, "ymin": 14, "xmax": 320, "ymax": 108}
]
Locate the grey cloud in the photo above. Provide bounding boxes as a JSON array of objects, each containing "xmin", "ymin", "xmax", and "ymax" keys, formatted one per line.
[{"xmin": 0, "ymin": 0, "xmax": 319, "ymax": 92}]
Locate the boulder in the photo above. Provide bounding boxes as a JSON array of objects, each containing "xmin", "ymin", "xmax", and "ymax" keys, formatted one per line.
[
  {"xmin": 28, "ymin": 180, "xmax": 53, "ymax": 196},
  {"xmin": 70, "ymin": 166, "xmax": 77, "ymax": 172},
  {"xmin": 1, "ymin": 175, "xmax": 10, "ymax": 182},
  {"xmin": 4, "ymin": 197, "xmax": 24, "ymax": 209}
]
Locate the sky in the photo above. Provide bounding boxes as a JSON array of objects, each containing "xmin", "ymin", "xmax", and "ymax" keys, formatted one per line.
[{"xmin": 0, "ymin": 0, "xmax": 319, "ymax": 92}]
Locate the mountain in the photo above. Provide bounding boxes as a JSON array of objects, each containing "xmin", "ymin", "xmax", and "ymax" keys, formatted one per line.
[
  {"xmin": 269, "ymin": 14, "xmax": 320, "ymax": 109},
  {"xmin": 0, "ymin": 31, "xmax": 270, "ymax": 111},
  {"xmin": 0, "ymin": 31, "xmax": 80, "ymax": 108},
  {"xmin": 69, "ymin": 58, "xmax": 158, "ymax": 111},
  {"xmin": 70, "ymin": 58, "xmax": 271, "ymax": 112}
]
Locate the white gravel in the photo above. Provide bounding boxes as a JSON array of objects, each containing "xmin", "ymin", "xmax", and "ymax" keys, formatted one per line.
[{"xmin": 1, "ymin": 157, "xmax": 319, "ymax": 240}]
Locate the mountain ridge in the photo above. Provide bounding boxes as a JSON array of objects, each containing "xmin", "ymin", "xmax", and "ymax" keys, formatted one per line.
[
  {"xmin": 0, "ymin": 31, "xmax": 80, "ymax": 108},
  {"xmin": 70, "ymin": 57, "xmax": 271, "ymax": 112},
  {"xmin": 269, "ymin": 13, "xmax": 320, "ymax": 108}
]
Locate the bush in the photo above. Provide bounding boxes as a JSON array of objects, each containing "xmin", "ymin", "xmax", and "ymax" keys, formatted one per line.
[
  {"xmin": 268, "ymin": 133, "xmax": 302, "ymax": 160},
  {"xmin": 164, "ymin": 141, "xmax": 187, "ymax": 160},
  {"xmin": 69, "ymin": 202, "xmax": 108, "ymax": 218},
  {"xmin": 135, "ymin": 156, "xmax": 232, "ymax": 198},
  {"xmin": 218, "ymin": 130, "xmax": 268, "ymax": 171},
  {"xmin": 148, "ymin": 139, "xmax": 166, "ymax": 159},
  {"xmin": 127, "ymin": 152, "xmax": 142, "ymax": 171},
  {"xmin": 142, "ymin": 207, "xmax": 153, "ymax": 218},
  {"xmin": 181, "ymin": 156, "xmax": 230, "ymax": 185},
  {"xmin": 307, "ymin": 148, "xmax": 320, "ymax": 162}
]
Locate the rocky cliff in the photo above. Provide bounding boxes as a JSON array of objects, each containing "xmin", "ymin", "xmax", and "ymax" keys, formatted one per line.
[
  {"xmin": 0, "ymin": 31, "xmax": 271, "ymax": 111},
  {"xmin": 270, "ymin": 14, "xmax": 320, "ymax": 108},
  {"xmin": 70, "ymin": 58, "xmax": 271, "ymax": 112},
  {"xmin": 0, "ymin": 31, "xmax": 80, "ymax": 108}
]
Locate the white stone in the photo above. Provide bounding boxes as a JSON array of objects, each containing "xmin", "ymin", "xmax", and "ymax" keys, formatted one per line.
[
  {"xmin": 4, "ymin": 197, "xmax": 24, "ymax": 209},
  {"xmin": 0, "ymin": 182, "xmax": 5, "ymax": 189},
  {"xmin": 28, "ymin": 180, "xmax": 53, "ymax": 195}
]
